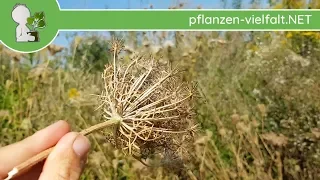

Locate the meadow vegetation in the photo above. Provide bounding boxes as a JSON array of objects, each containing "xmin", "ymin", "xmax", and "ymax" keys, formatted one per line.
[{"xmin": 1, "ymin": 1, "xmax": 320, "ymax": 180}]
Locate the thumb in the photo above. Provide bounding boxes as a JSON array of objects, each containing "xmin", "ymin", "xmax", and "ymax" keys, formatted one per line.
[{"xmin": 39, "ymin": 132, "xmax": 90, "ymax": 180}]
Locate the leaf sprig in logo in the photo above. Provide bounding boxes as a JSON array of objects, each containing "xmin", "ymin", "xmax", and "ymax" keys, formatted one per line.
[
  {"xmin": 26, "ymin": 12, "xmax": 46, "ymax": 42},
  {"xmin": 27, "ymin": 12, "xmax": 46, "ymax": 30}
]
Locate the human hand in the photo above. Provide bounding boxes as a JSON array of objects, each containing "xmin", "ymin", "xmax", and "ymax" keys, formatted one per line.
[{"xmin": 0, "ymin": 120, "xmax": 90, "ymax": 180}]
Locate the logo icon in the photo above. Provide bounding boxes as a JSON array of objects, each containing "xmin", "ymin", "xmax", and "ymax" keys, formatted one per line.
[{"xmin": 11, "ymin": 4, "xmax": 46, "ymax": 42}]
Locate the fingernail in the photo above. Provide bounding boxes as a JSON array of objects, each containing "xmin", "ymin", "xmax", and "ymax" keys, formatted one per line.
[{"xmin": 72, "ymin": 135, "xmax": 90, "ymax": 158}]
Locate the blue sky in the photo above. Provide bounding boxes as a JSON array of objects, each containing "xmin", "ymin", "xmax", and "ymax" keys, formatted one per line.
[
  {"xmin": 58, "ymin": 0, "xmax": 227, "ymax": 9},
  {"xmin": 54, "ymin": 0, "xmax": 259, "ymax": 46}
]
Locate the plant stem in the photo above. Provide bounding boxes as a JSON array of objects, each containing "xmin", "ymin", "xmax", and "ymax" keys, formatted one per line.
[
  {"xmin": 80, "ymin": 118, "xmax": 120, "ymax": 135},
  {"xmin": 113, "ymin": 50, "xmax": 117, "ymax": 89},
  {"xmin": 5, "ymin": 119, "xmax": 121, "ymax": 180}
]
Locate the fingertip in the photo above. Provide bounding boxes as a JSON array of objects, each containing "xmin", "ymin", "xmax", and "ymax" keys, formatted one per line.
[
  {"xmin": 55, "ymin": 120, "xmax": 71, "ymax": 132},
  {"xmin": 47, "ymin": 132, "xmax": 79, "ymax": 160},
  {"xmin": 73, "ymin": 135, "xmax": 90, "ymax": 158},
  {"xmin": 40, "ymin": 132, "xmax": 85, "ymax": 180},
  {"xmin": 51, "ymin": 120, "xmax": 71, "ymax": 131},
  {"xmin": 33, "ymin": 120, "xmax": 70, "ymax": 137},
  {"xmin": 27, "ymin": 120, "xmax": 71, "ymax": 153}
]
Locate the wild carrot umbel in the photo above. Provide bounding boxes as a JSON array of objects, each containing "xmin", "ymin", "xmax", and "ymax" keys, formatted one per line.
[
  {"xmin": 102, "ymin": 38, "xmax": 197, "ymax": 157},
  {"xmin": 5, "ymin": 38, "xmax": 197, "ymax": 180}
]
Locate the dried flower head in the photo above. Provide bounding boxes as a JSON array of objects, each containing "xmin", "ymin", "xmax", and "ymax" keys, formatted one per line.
[
  {"xmin": 47, "ymin": 44, "xmax": 64, "ymax": 56},
  {"xmin": 109, "ymin": 37, "xmax": 125, "ymax": 55},
  {"xmin": 98, "ymin": 38, "xmax": 197, "ymax": 162}
]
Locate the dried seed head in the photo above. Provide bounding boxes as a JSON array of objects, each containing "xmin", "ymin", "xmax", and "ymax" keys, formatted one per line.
[
  {"xmin": 98, "ymin": 39, "xmax": 197, "ymax": 162},
  {"xmin": 47, "ymin": 44, "xmax": 64, "ymax": 56},
  {"xmin": 109, "ymin": 37, "xmax": 125, "ymax": 55}
]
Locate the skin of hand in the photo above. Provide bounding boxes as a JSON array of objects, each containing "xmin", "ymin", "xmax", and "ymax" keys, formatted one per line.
[{"xmin": 0, "ymin": 120, "xmax": 90, "ymax": 180}]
